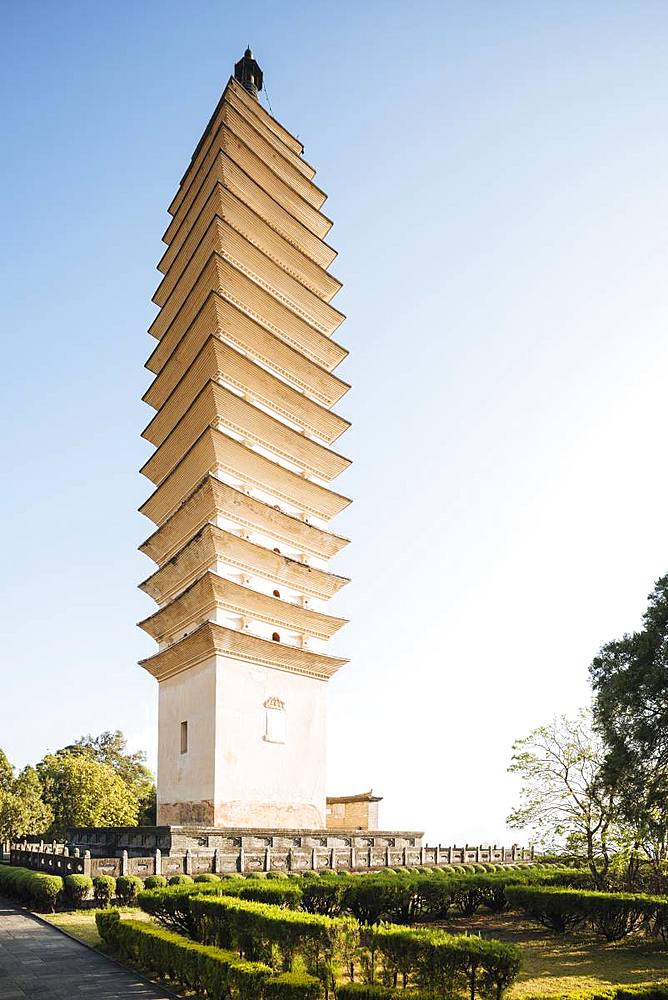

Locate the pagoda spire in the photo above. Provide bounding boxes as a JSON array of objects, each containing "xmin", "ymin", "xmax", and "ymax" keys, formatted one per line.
[{"xmin": 234, "ymin": 47, "xmax": 263, "ymax": 98}]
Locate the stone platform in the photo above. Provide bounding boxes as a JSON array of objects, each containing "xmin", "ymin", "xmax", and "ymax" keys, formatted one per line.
[{"xmin": 65, "ymin": 824, "xmax": 425, "ymax": 858}]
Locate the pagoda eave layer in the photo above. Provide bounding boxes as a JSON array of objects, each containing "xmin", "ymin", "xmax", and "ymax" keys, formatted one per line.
[
  {"xmin": 139, "ymin": 621, "xmax": 347, "ymax": 683},
  {"xmin": 142, "ymin": 337, "xmax": 350, "ymax": 448},
  {"xmin": 139, "ymin": 476, "xmax": 349, "ymax": 567},
  {"xmin": 138, "ymin": 570, "xmax": 347, "ymax": 643},
  {"xmin": 140, "ymin": 523, "xmax": 349, "ymax": 605}
]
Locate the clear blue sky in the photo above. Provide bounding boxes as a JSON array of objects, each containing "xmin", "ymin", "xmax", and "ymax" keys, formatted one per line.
[{"xmin": 2, "ymin": 0, "xmax": 667, "ymax": 843}]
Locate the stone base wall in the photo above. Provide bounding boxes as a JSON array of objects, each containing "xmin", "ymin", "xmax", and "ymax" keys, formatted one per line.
[{"xmin": 11, "ymin": 831, "xmax": 534, "ymax": 879}]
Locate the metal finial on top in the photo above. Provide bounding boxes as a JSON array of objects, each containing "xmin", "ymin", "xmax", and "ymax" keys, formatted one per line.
[{"xmin": 234, "ymin": 47, "xmax": 263, "ymax": 98}]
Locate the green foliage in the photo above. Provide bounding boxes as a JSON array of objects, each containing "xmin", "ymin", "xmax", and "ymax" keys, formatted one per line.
[
  {"xmin": 506, "ymin": 885, "xmax": 668, "ymax": 940},
  {"xmin": 522, "ymin": 983, "xmax": 668, "ymax": 1000},
  {"xmin": 93, "ymin": 874, "xmax": 116, "ymax": 907},
  {"xmin": 0, "ymin": 864, "xmax": 63, "ymax": 912},
  {"xmin": 264, "ymin": 971, "xmax": 323, "ymax": 1000},
  {"xmin": 190, "ymin": 894, "xmax": 358, "ymax": 993},
  {"xmin": 138, "ymin": 878, "xmax": 303, "ymax": 937},
  {"xmin": 360, "ymin": 922, "xmax": 521, "ymax": 1000},
  {"xmin": 116, "ymin": 875, "xmax": 143, "ymax": 906},
  {"xmin": 70, "ymin": 730, "xmax": 156, "ymax": 824},
  {"xmin": 96, "ymin": 912, "xmax": 277, "ymax": 1000},
  {"xmin": 37, "ymin": 752, "xmax": 138, "ymax": 837},
  {"xmin": 95, "ymin": 908, "xmax": 121, "ymax": 945},
  {"xmin": 507, "ymin": 711, "xmax": 620, "ymax": 887},
  {"xmin": 143, "ymin": 874, "xmax": 167, "ymax": 890},
  {"xmin": 0, "ymin": 764, "xmax": 53, "ymax": 841},
  {"xmin": 64, "ymin": 874, "xmax": 92, "ymax": 906},
  {"xmin": 169, "ymin": 874, "xmax": 194, "ymax": 885},
  {"xmin": 195, "ymin": 873, "xmax": 221, "ymax": 882},
  {"xmin": 590, "ymin": 575, "xmax": 668, "ymax": 874}
]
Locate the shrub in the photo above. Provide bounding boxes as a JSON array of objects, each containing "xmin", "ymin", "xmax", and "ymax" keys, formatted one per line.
[
  {"xmin": 95, "ymin": 908, "xmax": 121, "ymax": 947},
  {"xmin": 194, "ymin": 873, "xmax": 220, "ymax": 883},
  {"xmin": 506, "ymin": 886, "xmax": 667, "ymax": 940},
  {"xmin": 93, "ymin": 874, "xmax": 116, "ymax": 907},
  {"xmin": 0, "ymin": 865, "xmax": 63, "ymax": 912},
  {"xmin": 266, "ymin": 871, "xmax": 290, "ymax": 880},
  {"xmin": 143, "ymin": 874, "xmax": 167, "ymax": 890},
  {"xmin": 96, "ymin": 914, "xmax": 274, "ymax": 999},
  {"xmin": 265, "ymin": 971, "xmax": 323, "ymax": 1000},
  {"xmin": 169, "ymin": 874, "xmax": 194, "ymax": 885},
  {"xmin": 189, "ymin": 894, "xmax": 358, "ymax": 993},
  {"xmin": 116, "ymin": 875, "xmax": 143, "ymax": 906},
  {"xmin": 64, "ymin": 874, "xmax": 92, "ymax": 907}
]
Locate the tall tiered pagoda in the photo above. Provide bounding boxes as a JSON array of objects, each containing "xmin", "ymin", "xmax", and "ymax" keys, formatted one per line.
[{"xmin": 137, "ymin": 50, "xmax": 351, "ymax": 829}]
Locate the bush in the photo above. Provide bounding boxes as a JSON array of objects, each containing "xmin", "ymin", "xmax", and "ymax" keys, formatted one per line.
[
  {"xmin": 265, "ymin": 972, "xmax": 323, "ymax": 1000},
  {"xmin": 266, "ymin": 871, "xmax": 290, "ymax": 880},
  {"xmin": 522, "ymin": 983, "xmax": 668, "ymax": 1000},
  {"xmin": 116, "ymin": 875, "xmax": 143, "ymax": 906},
  {"xmin": 360, "ymin": 923, "xmax": 521, "ymax": 1000},
  {"xmin": 169, "ymin": 874, "xmax": 194, "ymax": 885},
  {"xmin": 96, "ymin": 914, "xmax": 275, "ymax": 999},
  {"xmin": 95, "ymin": 908, "xmax": 121, "ymax": 946},
  {"xmin": 194, "ymin": 873, "xmax": 220, "ymax": 883},
  {"xmin": 93, "ymin": 874, "xmax": 116, "ymax": 907},
  {"xmin": 506, "ymin": 886, "xmax": 667, "ymax": 940},
  {"xmin": 337, "ymin": 986, "xmax": 433, "ymax": 1000},
  {"xmin": 143, "ymin": 874, "xmax": 167, "ymax": 890},
  {"xmin": 0, "ymin": 865, "xmax": 63, "ymax": 912},
  {"xmin": 64, "ymin": 874, "xmax": 92, "ymax": 907},
  {"xmin": 189, "ymin": 894, "xmax": 358, "ymax": 993}
]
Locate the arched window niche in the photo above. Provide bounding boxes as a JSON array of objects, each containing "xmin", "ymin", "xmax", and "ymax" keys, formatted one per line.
[{"xmin": 263, "ymin": 696, "xmax": 286, "ymax": 744}]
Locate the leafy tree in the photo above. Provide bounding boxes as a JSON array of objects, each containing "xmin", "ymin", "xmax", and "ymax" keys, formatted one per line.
[
  {"xmin": 37, "ymin": 752, "xmax": 139, "ymax": 837},
  {"xmin": 61, "ymin": 731, "xmax": 156, "ymax": 824},
  {"xmin": 507, "ymin": 710, "xmax": 620, "ymax": 886},
  {"xmin": 590, "ymin": 574, "xmax": 668, "ymax": 873},
  {"xmin": 0, "ymin": 749, "xmax": 13, "ymax": 793},
  {"xmin": 0, "ymin": 767, "xmax": 53, "ymax": 842}
]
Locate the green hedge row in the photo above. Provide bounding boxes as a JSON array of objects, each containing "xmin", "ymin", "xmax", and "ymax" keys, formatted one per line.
[
  {"xmin": 506, "ymin": 886, "xmax": 668, "ymax": 941},
  {"xmin": 138, "ymin": 879, "xmax": 302, "ymax": 937},
  {"xmin": 299, "ymin": 867, "xmax": 588, "ymax": 924},
  {"xmin": 95, "ymin": 910, "xmax": 321, "ymax": 1000},
  {"xmin": 167, "ymin": 892, "xmax": 521, "ymax": 999},
  {"xmin": 523, "ymin": 982, "xmax": 668, "ymax": 1000},
  {"xmin": 0, "ymin": 864, "xmax": 63, "ymax": 912}
]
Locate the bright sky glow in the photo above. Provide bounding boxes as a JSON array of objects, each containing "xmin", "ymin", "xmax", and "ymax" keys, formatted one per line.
[{"xmin": 2, "ymin": 0, "xmax": 667, "ymax": 843}]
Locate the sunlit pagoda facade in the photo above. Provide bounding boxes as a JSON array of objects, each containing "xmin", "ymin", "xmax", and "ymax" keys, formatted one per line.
[{"xmin": 138, "ymin": 50, "xmax": 350, "ymax": 829}]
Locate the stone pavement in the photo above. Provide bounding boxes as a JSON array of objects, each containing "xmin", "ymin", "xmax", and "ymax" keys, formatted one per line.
[{"xmin": 0, "ymin": 897, "xmax": 177, "ymax": 999}]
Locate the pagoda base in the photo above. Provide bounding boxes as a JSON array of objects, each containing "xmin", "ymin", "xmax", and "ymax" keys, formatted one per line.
[{"xmin": 66, "ymin": 824, "xmax": 424, "ymax": 858}]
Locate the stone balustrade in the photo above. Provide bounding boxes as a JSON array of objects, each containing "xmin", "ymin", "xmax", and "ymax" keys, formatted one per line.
[{"xmin": 10, "ymin": 839, "xmax": 534, "ymax": 878}]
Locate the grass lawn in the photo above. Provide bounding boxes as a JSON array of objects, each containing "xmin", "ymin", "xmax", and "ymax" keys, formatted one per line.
[
  {"xmin": 447, "ymin": 913, "xmax": 668, "ymax": 997},
  {"xmin": 43, "ymin": 907, "xmax": 152, "ymax": 949}
]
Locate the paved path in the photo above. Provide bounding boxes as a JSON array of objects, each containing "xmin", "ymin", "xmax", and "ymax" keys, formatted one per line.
[{"xmin": 0, "ymin": 897, "xmax": 176, "ymax": 999}]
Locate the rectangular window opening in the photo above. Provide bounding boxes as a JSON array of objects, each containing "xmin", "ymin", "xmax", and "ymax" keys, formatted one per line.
[{"xmin": 180, "ymin": 720, "xmax": 188, "ymax": 754}]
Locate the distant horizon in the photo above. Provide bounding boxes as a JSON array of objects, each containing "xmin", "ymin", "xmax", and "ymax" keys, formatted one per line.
[{"xmin": 1, "ymin": 0, "xmax": 667, "ymax": 844}]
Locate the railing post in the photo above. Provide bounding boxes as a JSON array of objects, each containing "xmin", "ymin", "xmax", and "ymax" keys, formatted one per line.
[
  {"xmin": 185, "ymin": 848, "xmax": 193, "ymax": 876},
  {"xmin": 264, "ymin": 847, "xmax": 271, "ymax": 872},
  {"xmin": 368, "ymin": 846, "xmax": 373, "ymax": 869},
  {"xmin": 238, "ymin": 846, "xmax": 246, "ymax": 874},
  {"xmin": 83, "ymin": 851, "xmax": 91, "ymax": 877},
  {"xmin": 350, "ymin": 847, "xmax": 356, "ymax": 870},
  {"xmin": 311, "ymin": 847, "xmax": 317, "ymax": 871},
  {"xmin": 154, "ymin": 848, "xmax": 162, "ymax": 876},
  {"xmin": 121, "ymin": 850, "xmax": 129, "ymax": 876},
  {"xmin": 385, "ymin": 845, "xmax": 391, "ymax": 868}
]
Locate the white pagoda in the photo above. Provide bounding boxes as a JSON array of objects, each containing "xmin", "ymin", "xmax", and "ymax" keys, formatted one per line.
[{"xmin": 138, "ymin": 50, "xmax": 351, "ymax": 829}]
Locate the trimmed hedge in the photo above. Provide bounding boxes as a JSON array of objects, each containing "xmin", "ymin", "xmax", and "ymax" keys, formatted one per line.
[
  {"xmin": 188, "ymin": 894, "xmax": 520, "ymax": 999},
  {"xmin": 93, "ymin": 874, "xmax": 116, "ymax": 907},
  {"xmin": 298, "ymin": 868, "xmax": 587, "ymax": 926},
  {"xmin": 95, "ymin": 910, "xmax": 321, "ymax": 1000},
  {"xmin": 137, "ymin": 878, "xmax": 302, "ymax": 937},
  {"xmin": 64, "ymin": 874, "xmax": 92, "ymax": 907},
  {"xmin": 0, "ymin": 865, "xmax": 63, "ymax": 912},
  {"xmin": 116, "ymin": 875, "xmax": 143, "ymax": 906},
  {"xmin": 360, "ymin": 923, "xmax": 521, "ymax": 1000},
  {"xmin": 506, "ymin": 886, "xmax": 668, "ymax": 941},
  {"xmin": 523, "ymin": 983, "xmax": 668, "ymax": 1000}
]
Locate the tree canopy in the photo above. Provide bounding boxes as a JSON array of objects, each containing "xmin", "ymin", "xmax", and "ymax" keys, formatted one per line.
[
  {"xmin": 590, "ymin": 574, "xmax": 668, "ymax": 864},
  {"xmin": 37, "ymin": 752, "xmax": 139, "ymax": 837}
]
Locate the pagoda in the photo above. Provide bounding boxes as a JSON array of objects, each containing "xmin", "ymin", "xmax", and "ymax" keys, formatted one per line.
[{"xmin": 137, "ymin": 50, "xmax": 351, "ymax": 829}]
